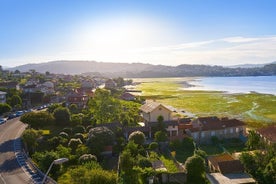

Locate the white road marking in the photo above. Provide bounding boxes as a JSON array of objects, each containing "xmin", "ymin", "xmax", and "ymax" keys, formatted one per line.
[{"xmin": 0, "ymin": 173, "xmax": 7, "ymax": 184}]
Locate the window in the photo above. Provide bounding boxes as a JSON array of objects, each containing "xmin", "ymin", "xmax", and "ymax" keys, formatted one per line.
[
  {"xmin": 201, "ymin": 132, "xmax": 205, "ymax": 137},
  {"xmin": 230, "ymin": 128, "xmax": 233, "ymax": 133},
  {"xmin": 211, "ymin": 131, "xmax": 215, "ymax": 136},
  {"xmin": 236, "ymin": 127, "xmax": 239, "ymax": 133}
]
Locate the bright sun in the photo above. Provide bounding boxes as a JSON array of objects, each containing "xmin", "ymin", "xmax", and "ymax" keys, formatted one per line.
[
  {"xmin": 75, "ymin": 17, "xmax": 166, "ymax": 52},
  {"xmin": 67, "ymin": 16, "xmax": 174, "ymax": 63}
]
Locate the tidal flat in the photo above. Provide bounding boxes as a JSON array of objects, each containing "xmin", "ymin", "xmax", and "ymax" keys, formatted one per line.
[{"xmin": 134, "ymin": 77, "xmax": 276, "ymax": 128}]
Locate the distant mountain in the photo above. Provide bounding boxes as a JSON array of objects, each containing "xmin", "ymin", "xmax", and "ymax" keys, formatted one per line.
[
  {"xmin": 8, "ymin": 60, "xmax": 154, "ymax": 75},
  {"xmin": 7, "ymin": 60, "xmax": 276, "ymax": 78},
  {"xmin": 228, "ymin": 61, "xmax": 276, "ymax": 68}
]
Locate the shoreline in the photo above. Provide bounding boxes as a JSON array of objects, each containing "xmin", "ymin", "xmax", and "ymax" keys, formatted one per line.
[{"xmin": 133, "ymin": 77, "xmax": 276, "ymax": 126}]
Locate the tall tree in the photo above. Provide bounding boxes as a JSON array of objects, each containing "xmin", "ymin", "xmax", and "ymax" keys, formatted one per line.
[
  {"xmin": 53, "ymin": 107, "xmax": 71, "ymax": 125},
  {"xmin": 246, "ymin": 130, "xmax": 261, "ymax": 150},
  {"xmin": 0, "ymin": 103, "xmax": 11, "ymax": 115},
  {"xmin": 8, "ymin": 95, "xmax": 22, "ymax": 108},
  {"xmin": 88, "ymin": 88, "xmax": 120, "ymax": 124},
  {"xmin": 185, "ymin": 155, "xmax": 206, "ymax": 183},
  {"xmin": 22, "ymin": 129, "xmax": 42, "ymax": 154},
  {"xmin": 128, "ymin": 131, "xmax": 146, "ymax": 145},
  {"xmin": 86, "ymin": 126, "xmax": 115, "ymax": 156}
]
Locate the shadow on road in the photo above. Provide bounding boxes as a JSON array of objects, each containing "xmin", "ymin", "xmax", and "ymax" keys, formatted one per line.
[
  {"xmin": 0, "ymin": 139, "xmax": 14, "ymax": 153},
  {"xmin": 0, "ymin": 157, "xmax": 21, "ymax": 173}
]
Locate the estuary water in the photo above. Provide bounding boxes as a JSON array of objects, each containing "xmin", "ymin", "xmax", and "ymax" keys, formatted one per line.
[{"xmin": 185, "ymin": 76, "xmax": 276, "ymax": 95}]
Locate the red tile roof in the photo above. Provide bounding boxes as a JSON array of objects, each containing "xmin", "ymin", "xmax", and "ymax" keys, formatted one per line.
[
  {"xmin": 208, "ymin": 153, "xmax": 244, "ymax": 174},
  {"xmin": 257, "ymin": 125, "xmax": 276, "ymax": 143},
  {"xmin": 196, "ymin": 117, "xmax": 245, "ymax": 131}
]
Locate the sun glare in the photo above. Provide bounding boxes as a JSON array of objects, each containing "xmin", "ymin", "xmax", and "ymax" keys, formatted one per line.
[
  {"xmin": 67, "ymin": 16, "xmax": 174, "ymax": 62},
  {"xmin": 76, "ymin": 18, "xmax": 160, "ymax": 51}
]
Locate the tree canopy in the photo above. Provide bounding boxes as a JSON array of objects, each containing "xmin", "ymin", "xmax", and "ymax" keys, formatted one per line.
[
  {"xmin": 20, "ymin": 111, "xmax": 55, "ymax": 128},
  {"xmin": 53, "ymin": 107, "xmax": 71, "ymax": 125},
  {"xmin": 184, "ymin": 155, "xmax": 206, "ymax": 183},
  {"xmin": 88, "ymin": 88, "xmax": 120, "ymax": 124},
  {"xmin": 154, "ymin": 131, "xmax": 168, "ymax": 142},
  {"xmin": 86, "ymin": 126, "xmax": 115, "ymax": 155},
  {"xmin": 58, "ymin": 165, "xmax": 117, "ymax": 184},
  {"xmin": 22, "ymin": 128, "xmax": 42, "ymax": 154},
  {"xmin": 128, "ymin": 131, "xmax": 146, "ymax": 145},
  {"xmin": 0, "ymin": 103, "xmax": 11, "ymax": 115}
]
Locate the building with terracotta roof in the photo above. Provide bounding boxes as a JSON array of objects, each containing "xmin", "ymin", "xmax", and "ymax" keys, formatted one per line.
[
  {"xmin": 207, "ymin": 153, "xmax": 255, "ymax": 184},
  {"xmin": 140, "ymin": 101, "xmax": 173, "ymax": 123},
  {"xmin": 256, "ymin": 125, "xmax": 276, "ymax": 145},
  {"xmin": 66, "ymin": 91, "xmax": 89, "ymax": 108},
  {"xmin": 207, "ymin": 153, "xmax": 244, "ymax": 174},
  {"xmin": 187, "ymin": 117, "xmax": 245, "ymax": 144}
]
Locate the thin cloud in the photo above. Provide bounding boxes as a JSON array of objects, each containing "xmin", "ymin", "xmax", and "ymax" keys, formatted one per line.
[{"xmin": 133, "ymin": 35, "xmax": 276, "ymax": 66}]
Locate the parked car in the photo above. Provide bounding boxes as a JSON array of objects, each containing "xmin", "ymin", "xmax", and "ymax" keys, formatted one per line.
[
  {"xmin": 8, "ymin": 113, "xmax": 17, "ymax": 120},
  {"xmin": 16, "ymin": 111, "xmax": 24, "ymax": 117},
  {"xmin": 0, "ymin": 118, "xmax": 7, "ymax": 124}
]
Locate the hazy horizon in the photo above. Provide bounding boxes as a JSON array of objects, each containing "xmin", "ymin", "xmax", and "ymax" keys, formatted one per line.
[
  {"xmin": 2, "ymin": 59, "xmax": 276, "ymax": 69},
  {"xmin": 1, "ymin": 0, "xmax": 276, "ymax": 67}
]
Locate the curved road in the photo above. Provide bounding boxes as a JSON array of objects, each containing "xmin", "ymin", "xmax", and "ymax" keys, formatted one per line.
[{"xmin": 0, "ymin": 118, "xmax": 31, "ymax": 184}]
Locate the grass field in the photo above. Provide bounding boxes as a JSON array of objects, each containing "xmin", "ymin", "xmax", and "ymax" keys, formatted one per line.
[{"xmin": 134, "ymin": 77, "xmax": 276, "ymax": 128}]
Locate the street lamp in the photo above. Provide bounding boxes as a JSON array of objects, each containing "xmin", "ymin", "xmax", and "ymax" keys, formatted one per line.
[{"xmin": 41, "ymin": 157, "xmax": 69, "ymax": 184}]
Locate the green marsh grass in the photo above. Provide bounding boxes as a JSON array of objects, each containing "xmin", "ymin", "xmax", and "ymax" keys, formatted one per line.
[{"xmin": 135, "ymin": 78, "xmax": 276, "ymax": 127}]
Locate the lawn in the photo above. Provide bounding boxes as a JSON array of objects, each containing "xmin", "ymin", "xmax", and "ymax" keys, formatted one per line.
[
  {"xmin": 198, "ymin": 138, "xmax": 246, "ymax": 155},
  {"xmin": 159, "ymin": 155, "xmax": 179, "ymax": 173},
  {"xmin": 221, "ymin": 138, "xmax": 246, "ymax": 153},
  {"xmin": 134, "ymin": 77, "xmax": 276, "ymax": 127}
]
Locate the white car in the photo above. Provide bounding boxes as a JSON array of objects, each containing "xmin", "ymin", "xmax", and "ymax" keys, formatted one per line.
[{"xmin": 0, "ymin": 118, "xmax": 7, "ymax": 124}]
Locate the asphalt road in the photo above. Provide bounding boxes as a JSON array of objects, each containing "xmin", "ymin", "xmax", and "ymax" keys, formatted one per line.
[{"xmin": 0, "ymin": 118, "xmax": 32, "ymax": 184}]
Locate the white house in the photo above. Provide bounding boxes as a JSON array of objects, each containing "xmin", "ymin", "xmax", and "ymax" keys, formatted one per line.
[{"xmin": 140, "ymin": 101, "xmax": 173, "ymax": 123}]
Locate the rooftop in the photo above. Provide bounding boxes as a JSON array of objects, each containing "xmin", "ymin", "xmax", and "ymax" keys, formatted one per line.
[
  {"xmin": 192, "ymin": 117, "xmax": 245, "ymax": 132},
  {"xmin": 257, "ymin": 125, "xmax": 276, "ymax": 143},
  {"xmin": 208, "ymin": 153, "xmax": 244, "ymax": 174},
  {"xmin": 207, "ymin": 173, "xmax": 256, "ymax": 184},
  {"xmin": 140, "ymin": 101, "xmax": 172, "ymax": 113}
]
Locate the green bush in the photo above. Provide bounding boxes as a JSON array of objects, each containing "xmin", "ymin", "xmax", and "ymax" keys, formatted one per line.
[
  {"xmin": 59, "ymin": 132, "xmax": 69, "ymax": 139},
  {"xmin": 86, "ymin": 126, "xmax": 115, "ymax": 156},
  {"xmin": 20, "ymin": 111, "xmax": 54, "ymax": 128},
  {"xmin": 79, "ymin": 154, "xmax": 97, "ymax": 164},
  {"xmin": 149, "ymin": 142, "xmax": 158, "ymax": 150},
  {"xmin": 138, "ymin": 157, "xmax": 152, "ymax": 168},
  {"xmin": 73, "ymin": 133, "xmax": 85, "ymax": 142},
  {"xmin": 72, "ymin": 125, "xmax": 86, "ymax": 134},
  {"xmin": 154, "ymin": 131, "xmax": 168, "ymax": 142},
  {"xmin": 62, "ymin": 127, "xmax": 72, "ymax": 135},
  {"xmin": 128, "ymin": 131, "xmax": 146, "ymax": 145}
]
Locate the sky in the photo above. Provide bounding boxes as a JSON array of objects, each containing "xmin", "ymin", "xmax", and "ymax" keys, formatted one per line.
[{"xmin": 1, "ymin": 0, "xmax": 276, "ymax": 67}]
